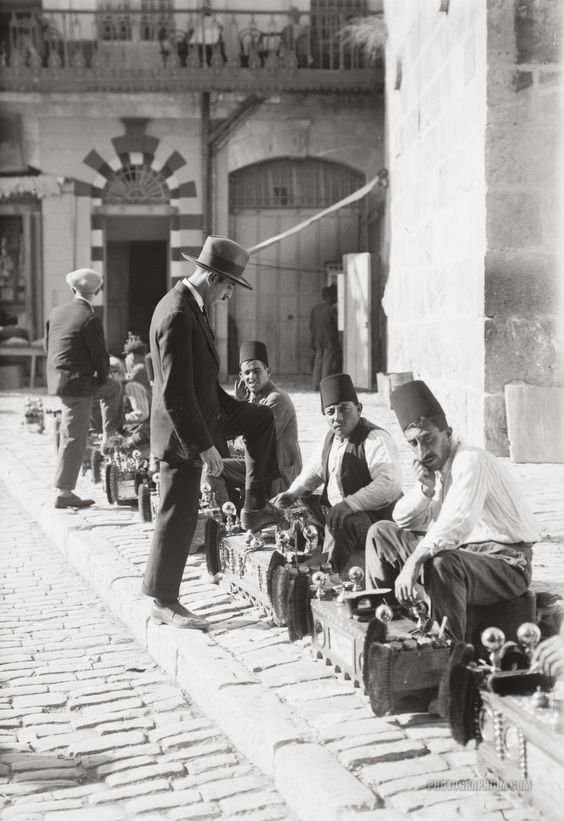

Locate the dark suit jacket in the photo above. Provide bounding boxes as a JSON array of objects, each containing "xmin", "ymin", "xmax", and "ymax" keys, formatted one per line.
[
  {"xmin": 310, "ymin": 301, "xmax": 339, "ymax": 350},
  {"xmin": 45, "ymin": 297, "xmax": 109, "ymax": 397},
  {"xmin": 149, "ymin": 281, "xmax": 235, "ymax": 464}
]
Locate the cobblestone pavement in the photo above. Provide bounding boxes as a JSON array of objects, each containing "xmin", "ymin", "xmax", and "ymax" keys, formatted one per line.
[
  {"xmin": 0, "ymin": 487, "xmax": 298, "ymax": 821},
  {"xmin": 2, "ymin": 385, "xmax": 563, "ymax": 821}
]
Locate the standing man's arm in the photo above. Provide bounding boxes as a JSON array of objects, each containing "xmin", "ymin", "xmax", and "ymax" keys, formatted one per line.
[{"xmin": 83, "ymin": 315, "xmax": 110, "ymax": 383}]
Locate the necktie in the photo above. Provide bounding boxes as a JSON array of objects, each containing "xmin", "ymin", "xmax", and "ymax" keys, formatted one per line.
[{"xmin": 201, "ymin": 304, "xmax": 214, "ymax": 340}]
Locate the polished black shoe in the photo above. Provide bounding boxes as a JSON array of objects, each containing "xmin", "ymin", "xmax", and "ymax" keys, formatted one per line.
[
  {"xmin": 151, "ymin": 600, "xmax": 209, "ymax": 630},
  {"xmin": 54, "ymin": 493, "xmax": 95, "ymax": 509},
  {"xmin": 240, "ymin": 501, "xmax": 283, "ymax": 532}
]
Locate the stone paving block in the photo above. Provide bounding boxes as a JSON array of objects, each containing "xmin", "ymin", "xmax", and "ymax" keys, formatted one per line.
[
  {"xmin": 89, "ymin": 778, "xmax": 172, "ymax": 804},
  {"xmin": 403, "ymin": 723, "xmax": 452, "ymax": 739},
  {"xmin": 188, "ymin": 753, "xmax": 240, "ymax": 774},
  {"xmin": 360, "ymin": 753, "xmax": 449, "ymax": 785},
  {"xmin": 12, "ymin": 767, "xmax": 85, "ymax": 782},
  {"xmin": 68, "ymin": 730, "xmax": 148, "ymax": 756},
  {"xmin": 12, "ymin": 693, "xmax": 68, "ymax": 709},
  {"xmin": 328, "ymin": 731, "xmax": 406, "ymax": 752},
  {"xmin": 147, "ymin": 718, "xmax": 211, "ymax": 741},
  {"xmin": 71, "ymin": 708, "xmax": 151, "ymax": 730},
  {"xmin": 259, "ymin": 661, "xmax": 337, "ymax": 687},
  {"xmin": 338, "ymin": 738, "xmax": 428, "ymax": 767},
  {"xmin": 45, "ymin": 808, "xmax": 126, "ymax": 820},
  {"xmin": 318, "ymin": 716, "xmax": 403, "ymax": 741},
  {"xmin": 422, "ymin": 737, "xmax": 462, "ymax": 754},
  {"xmin": 218, "ymin": 790, "xmax": 287, "ymax": 815},
  {"xmin": 167, "ymin": 804, "xmax": 222, "ymax": 820},
  {"xmin": 123, "ymin": 787, "xmax": 202, "ymax": 814},
  {"xmin": 160, "ymin": 727, "xmax": 222, "ymax": 751},
  {"xmin": 1, "ymin": 799, "xmax": 86, "ymax": 818},
  {"xmin": 78, "ymin": 696, "xmax": 144, "ymax": 715},
  {"xmin": 9, "ymin": 757, "xmax": 82, "ymax": 771},
  {"xmin": 95, "ymin": 754, "xmax": 155, "ymax": 777},
  {"xmin": 389, "ymin": 788, "xmax": 483, "ymax": 813},
  {"xmin": 337, "ymin": 812, "xmax": 408, "ymax": 821},
  {"xmin": 105, "ymin": 760, "xmax": 186, "ymax": 786},
  {"xmin": 376, "ymin": 767, "xmax": 481, "ymax": 798},
  {"xmin": 79, "ymin": 742, "xmax": 162, "ymax": 769},
  {"xmin": 199, "ymin": 774, "xmax": 267, "ymax": 801}
]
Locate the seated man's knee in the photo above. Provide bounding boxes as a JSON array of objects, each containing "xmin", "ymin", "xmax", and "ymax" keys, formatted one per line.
[
  {"xmin": 367, "ymin": 519, "xmax": 401, "ymax": 545},
  {"xmin": 425, "ymin": 551, "xmax": 464, "ymax": 584}
]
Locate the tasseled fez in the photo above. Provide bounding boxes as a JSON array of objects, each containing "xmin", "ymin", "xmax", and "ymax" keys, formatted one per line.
[
  {"xmin": 239, "ymin": 340, "xmax": 268, "ymax": 367},
  {"xmin": 390, "ymin": 380, "xmax": 445, "ymax": 430},
  {"xmin": 320, "ymin": 373, "xmax": 358, "ymax": 410}
]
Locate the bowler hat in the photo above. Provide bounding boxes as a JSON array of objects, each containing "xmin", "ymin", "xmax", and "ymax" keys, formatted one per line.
[
  {"xmin": 390, "ymin": 380, "xmax": 445, "ymax": 430},
  {"xmin": 66, "ymin": 268, "xmax": 102, "ymax": 294},
  {"xmin": 182, "ymin": 235, "xmax": 252, "ymax": 290},
  {"xmin": 320, "ymin": 373, "xmax": 358, "ymax": 411},
  {"xmin": 239, "ymin": 340, "xmax": 269, "ymax": 367}
]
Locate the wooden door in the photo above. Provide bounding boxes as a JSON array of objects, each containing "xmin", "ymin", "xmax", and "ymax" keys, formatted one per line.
[
  {"xmin": 105, "ymin": 241, "xmax": 129, "ymax": 355},
  {"xmin": 343, "ymin": 252, "xmax": 372, "ymax": 389},
  {"xmin": 230, "ymin": 208, "xmax": 360, "ymax": 375}
]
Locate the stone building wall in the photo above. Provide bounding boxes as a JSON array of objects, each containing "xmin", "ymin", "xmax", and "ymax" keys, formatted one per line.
[
  {"xmin": 382, "ymin": 0, "xmax": 562, "ymax": 452},
  {"xmin": 484, "ymin": 0, "xmax": 563, "ymax": 453},
  {"xmin": 382, "ymin": 0, "xmax": 488, "ymax": 444}
]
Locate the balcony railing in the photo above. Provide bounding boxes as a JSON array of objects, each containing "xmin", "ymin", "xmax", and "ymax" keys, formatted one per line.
[{"xmin": 0, "ymin": 8, "xmax": 383, "ymax": 94}]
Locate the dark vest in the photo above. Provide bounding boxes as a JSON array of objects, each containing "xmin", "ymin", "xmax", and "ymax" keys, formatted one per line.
[{"xmin": 320, "ymin": 417, "xmax": 384, "ymax": 506}]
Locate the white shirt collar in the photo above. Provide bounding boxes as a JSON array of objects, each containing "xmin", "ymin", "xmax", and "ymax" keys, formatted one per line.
[
  {"xmin": 182, "ymin": 278, "xmax": 204, "ymax": 310},
  {"xmin": 74, "ymin": 295, "xmax": 93, "ymax": 308}
]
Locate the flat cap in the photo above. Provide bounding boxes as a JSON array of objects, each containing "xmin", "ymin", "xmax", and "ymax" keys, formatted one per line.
[{"xmin": 66, "ymin": 268, "xmax": 102, "ymax": 294}]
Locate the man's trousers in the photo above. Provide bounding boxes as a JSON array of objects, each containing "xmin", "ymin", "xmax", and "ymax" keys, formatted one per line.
[
  {"xmin": 143, "ymin": 401, "xmax": 279, "ymax": 603},
  {"xmin": 365, "ymin": 521, "xmax": 532, "ymax": 642},
  {"xmin": 54, "ymin": 378, "xmax": 122, "ymax": 492}
]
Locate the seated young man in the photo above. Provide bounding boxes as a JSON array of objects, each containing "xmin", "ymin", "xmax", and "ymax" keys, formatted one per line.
[
  {"xmin": 208, "ymin": 339, "xmax": 302, "ymax": 506},
  {"xmin": 272, "ymin": 373, "xmax": 402, "ymax": 577},
  {"xmin": 123, "ymin": 335, "xmax": 152, "ymax": 394},
  {"xmin": 365, "ymin": 380, "xmax": 540, "ymax": 642},
  {"xmin": 108, "ymin": 356, "xmax": 151, "ymax": 450}
]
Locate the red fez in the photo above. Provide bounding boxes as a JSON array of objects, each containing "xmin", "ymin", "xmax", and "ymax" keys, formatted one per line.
[
  {"xmin": 239, "ymin": 340, "xmax": 268, "ymax": 367},
  {"xmin": 390, "ymin": 380, "xmax": 445, "ymax": 430},
  {"xmin": 320, "ymin": 373, "xmax": 358, "ymax": 410}
]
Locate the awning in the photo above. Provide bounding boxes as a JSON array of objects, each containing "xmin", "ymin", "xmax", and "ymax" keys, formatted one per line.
[{"xmin": 0, "ymin": 175, "xmax": 64, "ymax": 200}]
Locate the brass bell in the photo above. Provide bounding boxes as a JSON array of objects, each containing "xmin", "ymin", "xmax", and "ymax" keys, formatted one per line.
[
  {"xmin": 222, "ymin": 501, "xmax": 236, "ymax": 517},
  {"xmin": 348, "ymin": 566, "xmax": 365, "ymax": 592},
  {"xmin": 481, "ymin": 626, "xmax": 505, "ymax": 652},
  {"xmin": 517, "ymin": 622, "xmax": 541, "ymax": 654},
  {"xmin": 375, "ymin": 603, "xmax": 394, "ymax": 623},
  {"xmin": 311, "ymin": 570, "xmax": 326, "ymax": 599}
]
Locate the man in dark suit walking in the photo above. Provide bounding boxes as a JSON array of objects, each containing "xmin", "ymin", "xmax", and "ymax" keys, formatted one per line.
[
  {"xmin": 143, "ymin": 236, "xmax": 281, "ymax": 630},
  {"xmin": 45, "ymin": 268, "xmax": 122, "ymax": 509}
]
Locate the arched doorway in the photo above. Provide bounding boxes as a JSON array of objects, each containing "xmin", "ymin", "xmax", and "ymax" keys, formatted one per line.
[
  {"xmin": 229, "ymin": 157, "xmax": 364, "ymax": 375},
  {"xmin": 100, "ymin": 164, "xmax": 171, "ymax": 354}
]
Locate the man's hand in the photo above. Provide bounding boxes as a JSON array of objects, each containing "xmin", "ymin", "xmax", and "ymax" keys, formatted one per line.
[
  {"xmin": 200, "ymin": 445, "xmax": 224, "ymax": 477},
  {"xmin": 272, "ymin": 491, "xmax": 297, "ymax": 509},
  {"xmin": 532, "ymin": 634, "xmax": 564, "ymax": 679},
  {"xmin": 326, "ymin": 500, "xmax": 351, "ymax": 531},
  {"xmin": 414, "ymin": 460, "xmax": 436, "ymax": 498},
  {"xmin": 395, "ymin": 553, "xmax": 424, "ymax": 602}
]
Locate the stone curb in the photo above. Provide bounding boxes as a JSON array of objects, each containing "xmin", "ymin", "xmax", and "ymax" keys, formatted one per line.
[{"xmin": 3, "ymin": 448, "xmax": 377, "ymax": 821}]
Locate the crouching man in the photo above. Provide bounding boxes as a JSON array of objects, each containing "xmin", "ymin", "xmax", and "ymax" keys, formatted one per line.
[
  {"xmin": 273, "ymin": 373, "xmax": 402, "ymax": 577},
  {"xmin": 365, "ymin": 380, "xmax": 540, "ymax": 642}
]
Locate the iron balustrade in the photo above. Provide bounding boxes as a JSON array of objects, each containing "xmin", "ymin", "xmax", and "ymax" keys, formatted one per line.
[{"xmin": 0, "ymin": 6, "xmax": 383, "ymax": 94}]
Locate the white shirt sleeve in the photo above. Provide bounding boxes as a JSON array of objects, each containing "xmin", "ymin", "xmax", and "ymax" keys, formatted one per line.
[
  {"xmin": 393, "ymin": 484, "xmax": 440, "ymax": 531},
  {"xmin": 345, "ymin": 430, "xmax": 402, "ymax": 513},
  {"xmin": 417, "ymin": 450, "xmax": 488, "ymax": 555}
]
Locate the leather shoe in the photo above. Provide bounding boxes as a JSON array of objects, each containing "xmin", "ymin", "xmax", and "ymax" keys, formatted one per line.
[
  {"xmin": 240, "ymin": 501, "xmax": 283, "ymax": 532},
  {"xmin": 151, "ymin": 600, "xmax": 209, "ymax": 631},
  {"xmin": 54, "ymin": 493, "xmax": 95, "ymax": 509}
]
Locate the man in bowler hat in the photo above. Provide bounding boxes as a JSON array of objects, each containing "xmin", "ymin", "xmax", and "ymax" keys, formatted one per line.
[
  {"xmin": 273, "ymin": 373, "xmax": 402, "ymax": 577},
  {"xmin": 364, "ymin": 380, "xmax": 540, "ymax": 642},
  {"xmin": 45, "ymin": 268, "xmax": 122, "ymax": 509},
  {"xmin": 143, "ymin": 236, "xmax": 281, "ymax": 629}
]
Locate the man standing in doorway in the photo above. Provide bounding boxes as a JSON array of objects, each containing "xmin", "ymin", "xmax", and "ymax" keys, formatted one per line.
[
  {"xmin": 143, "ymin": 236, "xmax": 281, "ymax": 630},
  {"xmin": 310, "ymin": 285, "xmax": 340, "ymax": 391}
]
